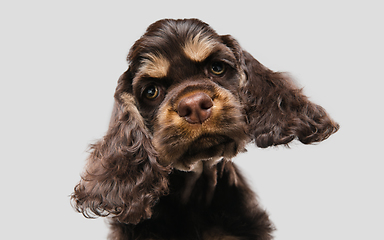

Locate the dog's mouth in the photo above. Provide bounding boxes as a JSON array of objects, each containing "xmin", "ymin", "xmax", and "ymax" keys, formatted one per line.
[
  {"xmin": 162, "ymin": 134, "xmax": 247, "ymax": 172},
  {"xmin": 188, "ymin": 134, "xmax": 231, "ymax": 152}
]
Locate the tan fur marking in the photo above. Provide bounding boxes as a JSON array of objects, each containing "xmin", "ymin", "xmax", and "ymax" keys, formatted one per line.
[
  {"xmin": 139, "ymin": 53, "xmax": 170, "ymax": 78},
  {"xmin": 183, "ymin": 32, "xmax": 217, "ymax": 62},
  {"xmin": 239, "ymin": 71, "xmax": 247, "ymax": 88},
  {"xmin": 120, "ymin": 93, "xmax": 146, "ymax": 128}
]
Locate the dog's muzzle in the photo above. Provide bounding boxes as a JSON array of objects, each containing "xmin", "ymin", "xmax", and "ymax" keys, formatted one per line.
[{"xmin": 152, "ymin": 81, "xmax": 249, "ymax": 171}]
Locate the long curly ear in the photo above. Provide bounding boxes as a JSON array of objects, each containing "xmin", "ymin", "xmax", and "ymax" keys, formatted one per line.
[
  {"xmin": 71, "ymin": 70, "xmax": 170, "ymax": 224},
  {"xmin": 240, "ymin": 51, "xmax": 339, "ymax": 148}
]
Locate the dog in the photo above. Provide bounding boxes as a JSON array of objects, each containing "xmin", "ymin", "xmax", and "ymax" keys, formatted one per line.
[{"xmin": 71, "ymin": 18, "xmax": 339, "ymax": 240}]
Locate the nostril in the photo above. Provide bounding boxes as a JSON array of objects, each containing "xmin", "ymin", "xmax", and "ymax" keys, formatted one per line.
[
  {"xmin": 200, "ymin": 97, "xmax": 213, "ymax": 110},
  {"xmin": 178, "ymin": 103, "xmax": 191, "ymax": 118},
  {"xmin": 177, "ymin": 92, "xmax": 213, "ymax": 124}
]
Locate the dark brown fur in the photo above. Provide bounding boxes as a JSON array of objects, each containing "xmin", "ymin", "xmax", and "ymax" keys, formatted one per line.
[{"xmin": 71, "ymin": 19, "xmax": 339, "ymax": 240}]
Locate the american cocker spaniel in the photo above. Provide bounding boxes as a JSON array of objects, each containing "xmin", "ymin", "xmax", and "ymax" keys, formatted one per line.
[{"xmin": 71, "ymin": 19, "xmax": 339, "ymax": 240}]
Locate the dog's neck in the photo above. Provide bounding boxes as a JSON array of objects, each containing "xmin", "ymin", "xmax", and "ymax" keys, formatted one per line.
[{"xmin": 179, "ymin": 157, "xmax": 224, "ymax": 204}]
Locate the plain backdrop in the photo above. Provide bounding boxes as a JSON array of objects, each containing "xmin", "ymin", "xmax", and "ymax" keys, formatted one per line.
[{"xmin": 1, "ymin": 1, "xmax": 383, "ymax": 239}]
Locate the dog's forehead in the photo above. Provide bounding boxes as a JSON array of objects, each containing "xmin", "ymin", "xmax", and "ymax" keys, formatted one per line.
[{"xmin": 131, "ymin": 19, "xmax": 226, "ymax": 79}]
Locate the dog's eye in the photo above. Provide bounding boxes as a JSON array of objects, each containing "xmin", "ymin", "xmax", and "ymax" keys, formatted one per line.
[
  {"xmin": 144, "ymin": 85, "xmax": 159, "ymax": 100},
  {"xmin": 210, "ymin": 62, "xmax": 225, "ymax": 75}
]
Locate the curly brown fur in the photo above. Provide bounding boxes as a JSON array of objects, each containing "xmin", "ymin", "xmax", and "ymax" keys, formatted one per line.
[
  {"xmin": 240, "ymin": 51, "xmax": 338, "ymax": 148},
  {"xmin": 71, "ymin": 18, "xmax": 339, "ymax": 240}
]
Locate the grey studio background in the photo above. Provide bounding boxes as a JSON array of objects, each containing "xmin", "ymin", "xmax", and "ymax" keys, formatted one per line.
[{"xmin": 1, "ymin": 1, "xmax": 382, "ymax": 239}]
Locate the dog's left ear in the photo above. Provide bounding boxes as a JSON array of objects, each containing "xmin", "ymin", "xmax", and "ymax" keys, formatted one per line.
[
  {"xmin": 237, "ymin": 49, "xmax": 339, "ymax": 148},
  {"xmin": 71, "ymin": 70, "xmax": 170, "ymax": 224}
]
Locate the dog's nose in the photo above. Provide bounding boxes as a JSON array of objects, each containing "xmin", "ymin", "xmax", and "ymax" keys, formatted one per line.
[{"xmin": 177, "ymin": 92, "xmax": 213, "ymax": 124}]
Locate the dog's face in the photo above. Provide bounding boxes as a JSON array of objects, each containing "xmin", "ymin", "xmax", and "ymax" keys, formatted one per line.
[
  {"xmin": 124, "ymin": 20, "xmax": 249, "ymax": 171},
  {"xmin": 113, "ymin": 18, "xmax": 339, "ymax": 172}
]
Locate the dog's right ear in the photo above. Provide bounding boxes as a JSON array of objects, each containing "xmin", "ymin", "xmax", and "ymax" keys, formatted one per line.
[{"xmin": 71, "ymin": 70, "xmax": 170, "ymax": 225}]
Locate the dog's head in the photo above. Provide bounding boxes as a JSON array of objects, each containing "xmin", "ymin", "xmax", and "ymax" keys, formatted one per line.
[
  {"xmin": 123, "ymin": 19, "xmax": 251, "ymax": 171},
  {"xmin": 72, "ymin": 19, "xmax": 339, "ymax": 224}
]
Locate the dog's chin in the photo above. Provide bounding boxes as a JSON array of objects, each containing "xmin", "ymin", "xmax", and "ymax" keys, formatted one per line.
[{"xmin": 168, "ymin": 135, "xmax": 247, "ymax": 172}]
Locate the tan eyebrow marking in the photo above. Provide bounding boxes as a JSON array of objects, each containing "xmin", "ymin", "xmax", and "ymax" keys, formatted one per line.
[
  {"xmin": 139, "ymin": 53, "xmax": 170, "ymax": 78},
  {"xmin": 183, "ymin": 32, "xmax": 217, "ymax": 62}
]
